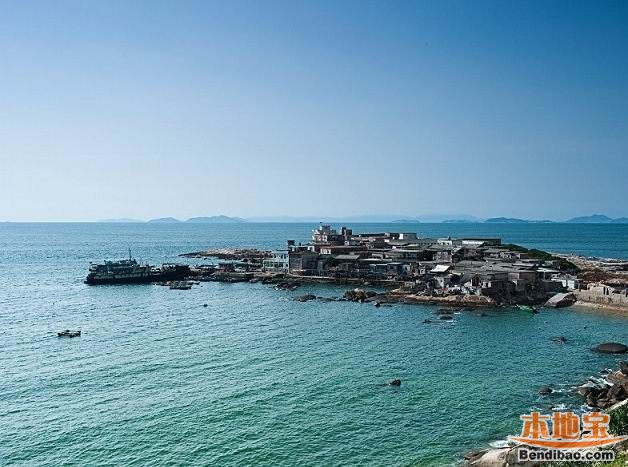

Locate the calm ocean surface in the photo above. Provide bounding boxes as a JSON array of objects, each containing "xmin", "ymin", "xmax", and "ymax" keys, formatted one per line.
[{"xmin": 1, "ymin": 223, "xmax": 627, "ymax": 466}]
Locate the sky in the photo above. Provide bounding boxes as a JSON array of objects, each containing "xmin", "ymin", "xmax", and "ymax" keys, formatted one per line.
[{"xmin": 1, "ymin": 0, "xmax": 627, "ymax": 221}]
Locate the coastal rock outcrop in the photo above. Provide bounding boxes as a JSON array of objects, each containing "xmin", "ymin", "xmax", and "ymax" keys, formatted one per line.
[
  {"xmin": 544, "ymin": 292, "xmax": 577, "ymax": 308},
  {"xmin": 576, "ymin": 361, "xmax": 628, "ymax": 409},
  {"xmin": 465, "ymin": 446, "xmax": 538, "ymax": 467},
  {"xmin": 343, "ymin": 289, "xmax": 378, "ymax": 303}
]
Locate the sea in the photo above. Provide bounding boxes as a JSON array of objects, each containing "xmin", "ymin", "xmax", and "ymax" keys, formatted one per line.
[{"xmin": 1, "ymin": 222, "xmax": 627, "ymax": 466}]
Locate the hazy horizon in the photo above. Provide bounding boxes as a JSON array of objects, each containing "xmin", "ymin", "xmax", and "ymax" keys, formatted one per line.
[
  {"xmin": 3, "ymin": 212, "xmax": 628, "ymax": 223},
  {"xmin": 2, "ymin": 1, "xmax": 627, "ymax": 221}
]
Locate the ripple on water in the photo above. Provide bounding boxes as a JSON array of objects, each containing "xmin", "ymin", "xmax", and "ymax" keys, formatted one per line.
[{"xmin": 1, "ymin": 223, "xmax": 627, "ymax": 466}]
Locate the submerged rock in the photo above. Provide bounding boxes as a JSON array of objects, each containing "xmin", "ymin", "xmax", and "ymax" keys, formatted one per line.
[
  {"xmin": 275, "ymin": 281, "xmax": 301, "ymax": 291},
  {"xmin": 550, "ymin": 336, "xmax": 567, "ymax": 344},
  {"xmin": 295, "ymin": 294, "xmax": 317, "ymax": 302},
  {"xmin": 439, "ymin": 315, "xmax": 453, "ymax": 320},
  {"xmin": 389, "ymin": 379, "xmax": 401, "ymax": 386},
  {"xmin": 593, "ymin": 342, "xmax": 628, "ymax": 354}
]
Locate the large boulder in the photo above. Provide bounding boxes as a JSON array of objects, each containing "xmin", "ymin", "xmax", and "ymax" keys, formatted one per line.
[
  {"xmin": 538, "ymin": 385, "xmax": 553, "ymax": 396},
  {"xmin": 593, "ymin": 342, "xmax": 628, "ymax": 354},
  {"xmin": 544, "ymin": 292, "xmax": 577, "ymax": 308},
  {"xmin": 466, "ymin": 446, "xmax": 538, "ymax": 466}
]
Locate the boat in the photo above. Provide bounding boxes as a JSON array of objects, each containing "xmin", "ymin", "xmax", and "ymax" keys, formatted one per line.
[
  {"xmin": 516, "ymin": 305, "xmax": 539, "ymax": 314},
  {"xmin": 58, "ymin": 329, "xmax": 81, "ymax": 338},
  {"xmin": 85, "ymin": 250, "xmax": 190, "ymax": 285}
]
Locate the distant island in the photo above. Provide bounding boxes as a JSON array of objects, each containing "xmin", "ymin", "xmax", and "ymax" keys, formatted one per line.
[
  {"xmin": 565, "ymin": 214, "xmax": 628, "ymax": 224},
  {"xmin": 484, "ymin": 217, "xmax": 554, "ymax": 224},
  {"xmin": 148, "ymin": 216, "xmax": 244, "ymax": 224},
  {"xmin": 101, "ymin": 215, "xmax": 245, "ymax": 224},
  {"xmin": 186, "ymin": 216, "xmax": 245, "ymax": 223},
  {"xmin": 95, "ymin": 213, "xmax": 628, "ymax": 224}
]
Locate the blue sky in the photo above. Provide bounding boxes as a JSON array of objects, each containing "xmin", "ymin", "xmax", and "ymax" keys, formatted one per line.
[{"xmin": 1, "ymin": 0, "xmax": 627, "ymax": 221}]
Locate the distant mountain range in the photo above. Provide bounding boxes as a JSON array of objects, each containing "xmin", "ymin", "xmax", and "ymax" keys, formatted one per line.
[
  {"xmin": 564, "ymin": 214, "xmax": 628, "ymax": 224},
  {"xmin": 484, "ymin": 217, "xmax": 554, "ymax": 224},
  {"xmin": 101, "ymin": 215, "xmax": 245, "ymax": 224},
  {"xmin": 97, "ymin": 214, "xmax": 628, "ymax": 224},
  {"xmin": 393, "ymin": 215, "xmax": 628, "ymax": 224},
  {"xmin": 148, "ymin": 216, "xmax": 245, "ymax": 223}
]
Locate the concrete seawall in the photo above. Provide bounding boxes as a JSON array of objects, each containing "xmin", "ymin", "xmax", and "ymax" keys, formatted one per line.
[{"xmin": 574, "ymin": 290, "xmax": 628, "ymax": 314}]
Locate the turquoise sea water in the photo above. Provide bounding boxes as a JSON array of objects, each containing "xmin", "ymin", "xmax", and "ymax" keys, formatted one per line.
[{"xmin": 1, "ymin": 223, "xmax": 627, "ymax": 466}]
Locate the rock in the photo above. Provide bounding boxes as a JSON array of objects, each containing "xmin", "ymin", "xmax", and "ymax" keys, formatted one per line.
[
  {"xmin": 544, "ymin": 292, "xmax": 577, "ymax": 308},
  {"xmin": 538, "ymin": 385, "xmax": 553, "ymax": 395},
  {"xmin": 586, "ymin": 394, "xmax": 598, "ymax": 407},
  {"xmin": 295, "ymin": 294, "xmax": 317, "ymax": 302},
  {"xmin": 203, "ymin": 303, "xmax": 208, "ymax": 307},
  {"xmin": 389, "ymin": 379, "xmax": 401, "ymax": 386},
  {"xmin": 619, "ymin": 361, "xmax": 628, "ymax": 375},
  {"xmin": 466, "ymin": 448, "xmax": 509, "ymax": 467},
  {"xmin": 607, "ymin": 384, "xmax": 627, "ymax": 403},
  {"xmin": 439, "ymin": 315, "xmax": 453, "ymax": 320},
  {"xmin": 550, "ymin": 336, "xmax": 567, "ymax": 344},
  {"xmin": 463, "ymin": 450, "xmax": 487, "ymax": 463},
  {"xmin": 373, "ymin": 301, "xmax": 381, "ymax": 308},
  {"xmin": 435, "ymin": 309, "xmax": 455, "ymax": 315},
  {"xmin": 479, "ymin": 312, "xmax": 488, "ymax": 317},
  {"xmin": 276, "ymin": 281, "xmax": 301, "ymax": 290},
  {"xmin": 607, "ymin": 371, "xmax": 628, "ymax": 386},
  {"xmin": 344, "ymin": 289, "xmax": 377, "ymax": 302},
  {"xmin": 593, "ymin": 342, "xmax": 628, "ymax": 354}
]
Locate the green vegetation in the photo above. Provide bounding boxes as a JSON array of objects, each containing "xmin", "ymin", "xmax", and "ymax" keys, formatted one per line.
[
  {"xmin": 503, "ymin": 244, "xmax": 580, "ymax": 272},
  {"xmin": 609, "ymin": 402, "xmax": 628, "ymax": 436}
]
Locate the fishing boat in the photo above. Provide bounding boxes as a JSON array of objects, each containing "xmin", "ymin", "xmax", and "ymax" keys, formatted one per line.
[{"xmin": 85, "ymin": 250, "xmax": 190, "ymax": 285}]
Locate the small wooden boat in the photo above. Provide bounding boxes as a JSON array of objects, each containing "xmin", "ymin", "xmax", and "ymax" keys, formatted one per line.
[
  {"xmin": 516, "ymin": 305, "xmax": 539, "ymax": 314},
  {"xmin": 58, "ymin": 329, "xmax": 81, "ymax": 338}
]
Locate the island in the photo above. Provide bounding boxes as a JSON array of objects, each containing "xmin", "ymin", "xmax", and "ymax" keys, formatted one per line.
[{"xmin": 178, "ymin": 223, "xmax": 628, "ymax": 312}]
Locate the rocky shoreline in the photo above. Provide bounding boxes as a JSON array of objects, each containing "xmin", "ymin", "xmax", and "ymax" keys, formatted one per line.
[{"xmin": 465, "ymin": 356, "xmax": 628, "ymax": 467}]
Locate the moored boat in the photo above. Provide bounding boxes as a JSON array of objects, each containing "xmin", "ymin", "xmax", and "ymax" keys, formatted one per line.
[
  {"xmin": 516, "ymin": 304, "xmax": 539, "ymax": 314},
  {"xmin": 85, "ymin": 250, "xmax": 190, "ymax": 285}
]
